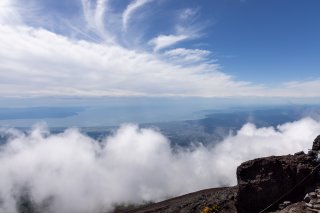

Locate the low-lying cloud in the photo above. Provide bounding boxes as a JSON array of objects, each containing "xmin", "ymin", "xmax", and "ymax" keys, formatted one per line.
[{"xmin": 1, "ymin": 118, "xmax": 320, "ymax": 212}]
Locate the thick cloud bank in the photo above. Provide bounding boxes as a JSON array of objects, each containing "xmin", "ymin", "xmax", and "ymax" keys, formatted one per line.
[{"xmin": 1, "ymin": 118, "xmax": 320, "ymax": 212}]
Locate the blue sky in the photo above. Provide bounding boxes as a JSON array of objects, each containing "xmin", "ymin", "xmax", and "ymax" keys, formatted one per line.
[
  {"xmin": 205, "ymin": 0, "xmax": 320, "ymax": 84},
  {"xmin": 0, "ymin": 0, "xmax": 320, "ymax": 98}
]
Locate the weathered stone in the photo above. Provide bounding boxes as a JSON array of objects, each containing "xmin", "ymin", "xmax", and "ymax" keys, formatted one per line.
[
  {"xmin": 283, "ymin": 201, "xmax": 291, "ymax": 205},
  {"xmin": 295, "ymin": 151, "xmax": 305, "ymax": 156},
  {"xmin": 279, "ymin": 201, "xmax": 292, "ymax": 210},
  {"xmin": 275, "ymin": 202, "xmax": 307, "ymax": 213},
  {"xmin": 306, "ymin": 203, "xmax": 320, "ymax": 209},
  {"xmin": 308, "ymin": 150, "xmax": 317, "ymax": 158},
  {"xmin": 310, "ymin": 192, "xmax": 317, "ymax": 198},
  {"xmin": 309, "ymin": 199, "xmax": 318, "ymax": 204},
  {"xmin": 305, "ymin": 194, "xmax": 311, "ymax": 203},
  {"xmin": 235, "ymin": 153, "xmax": 317, "ymax": 213},
  {"xmin": 312, "ymin": 135, "xmax": 320, "ymax": 151}
]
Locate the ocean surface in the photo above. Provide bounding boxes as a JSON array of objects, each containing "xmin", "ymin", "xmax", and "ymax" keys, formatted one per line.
[
  {"xmin": 0, "ymin": 102, "xmax": 319, "ymax": 147},
  {"xmin": 0, "ymin": 98, "xmax": 319, "ymax": 130}
]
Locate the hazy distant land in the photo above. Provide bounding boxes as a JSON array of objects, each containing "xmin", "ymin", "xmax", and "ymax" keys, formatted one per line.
[{"xmin": 1, "ymin": 105, "xmax": 319, "ymax": 147}]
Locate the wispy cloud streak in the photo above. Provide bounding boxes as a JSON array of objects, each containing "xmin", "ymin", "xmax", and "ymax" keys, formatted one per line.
[
  {"xmin": 149, "ymin": 34, "xmax": 189, "ymax": 51},
  {"xmin": 81, "ymin": 0, "xmax": 113, "ymax": 43},
  {"xmin": 122, "ymin": 0, "xmax": 152, "ymax": 31},
  {"xmin": 0, "ymin": 0, "xmax": 319, "ymax": 98}
]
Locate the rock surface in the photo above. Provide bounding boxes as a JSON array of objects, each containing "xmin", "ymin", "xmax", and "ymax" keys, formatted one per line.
[
  {"xmin": 312, "ymin": 135, "xmax": 320, "ymax": 151},
  {"xmin": 117, "ymin": 187, "xmax": 237, "ymax": 213},
  {"xmin": 272, "ymin": 202, "xmax": 307, "ymax": 213},
  {"xmin": 236, "ymin": 153, "xmax": 317, "ymax": 213}
]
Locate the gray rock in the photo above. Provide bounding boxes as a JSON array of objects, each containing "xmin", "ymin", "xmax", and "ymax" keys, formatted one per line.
[
  {"xmin": 283, "ymin": 201, "xmax": 291, "ymax": 205},
  {"xmin": 294, "ymin": 151, "xmax": 305, "ymax": 155},
  {"xmin": 236, "ymin": 153, "xmax": 317, "ymax": 213},
  {"xmin": 304, "ymin": 194, "xmax": 311, "ymax": 203},
  {"xmin": 310, "ymin": 192, "xmax": 317, "ymax": 198},
  {"xmin": 312, "ymin": 135, "xmax": 320, "ymax": 151}
]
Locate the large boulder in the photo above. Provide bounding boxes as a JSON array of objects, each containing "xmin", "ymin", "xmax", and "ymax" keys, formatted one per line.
[
  {"xmin": 235, "ymin": 153, "xmax": 317, "ymax": 213},
  {"xmin": 312, "ymin": 135, "xmax": 320, "ymax": 151}
]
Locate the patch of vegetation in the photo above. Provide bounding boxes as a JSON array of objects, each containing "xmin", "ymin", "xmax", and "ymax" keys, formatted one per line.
[{"xmin": 201, "ymin": 203, "xmax": 221, "ymax": 213}]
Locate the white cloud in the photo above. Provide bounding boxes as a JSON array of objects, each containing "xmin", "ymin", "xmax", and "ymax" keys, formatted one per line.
[
  {"xmin": 247, "ymin": 79, "xmax": 320, "ymax": 98},
  {"xmin": 2, "ymin": 23, "xmax": 319, "ymax": 98},
  {"xmin": 179, "ymin": 8, "xmax": 198, "ymax": 21},
  {"xmin": 0, "ymin": 0, "xmax": 21, "ymax": 25},
  {"xmin": 148, "ymin": 34, "xmax": 189, "ymax": 51},
  {"xmin": 0, "ymin": 0, "xmax": 319, "ymax": 98},
  {"xmin": 164, "ymin": 48, "xmax": 211, "ymax": 63},
  {"xmin": 148, "ymin": 7, "xmax": 202, "ymax": 52},
  {"xmin": 0, "ymin": 118, "xmax": 319, "ymax": 212},
  {"xmin": 81, "ymin": 0, "xmax": 114, "ymax": 43},
  {"xmin": 278, "ymin": 80, "xmax": 320, "ymax": 97},
  {"xmin": 94, "ymin": 0, "xmax": 109, "ymax": 38},
  {"xmin": 0, "ymin": 24, "xmax": 265, "ymax": 98},
  {"xmin": 122, "ymin": 0, "xmax": 151, "ymax": 31}
]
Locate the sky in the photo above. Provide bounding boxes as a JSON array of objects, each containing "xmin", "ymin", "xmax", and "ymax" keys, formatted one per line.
[{"xmin": 0, "ymin": 0, "xmax": 320, "ymax": 98}]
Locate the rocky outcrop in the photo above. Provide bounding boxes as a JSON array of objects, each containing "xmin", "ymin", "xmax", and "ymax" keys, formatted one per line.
[
  {"xmin": 303, "ymin": 189, "xmax": 320, "ymax": 212},
  {"xmin": 118, "ymin": 187, "xmax": 237, "ymax": 213},
  {"xmin": 312, "ymin": 135, "xmax": 320, "ymax": 151},
  {"xmin": 273, "ymin": 201, "xmax": 307, "ymax": 213},
  {"xmin": 235, "ymin": 152, "xmax": 318, "ymax": 213}
]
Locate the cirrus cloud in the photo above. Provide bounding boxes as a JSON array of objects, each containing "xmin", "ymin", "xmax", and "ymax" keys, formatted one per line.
[
  {"xmin": 122, "ymin": 0, "xmax": 152, "ymax": 31},
  {"xmin": 0, "ymin": 0, "xmax": 320, "ymax": 98}
]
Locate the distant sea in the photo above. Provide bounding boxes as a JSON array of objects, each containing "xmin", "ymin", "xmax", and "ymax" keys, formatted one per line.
[
  {"xmin": 0, "ymin": 97, "xmax": 319, "ymax": 128},
  {"xmin": 0, "ymin": 106, "xmax": 203, "ymax": 128}
]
